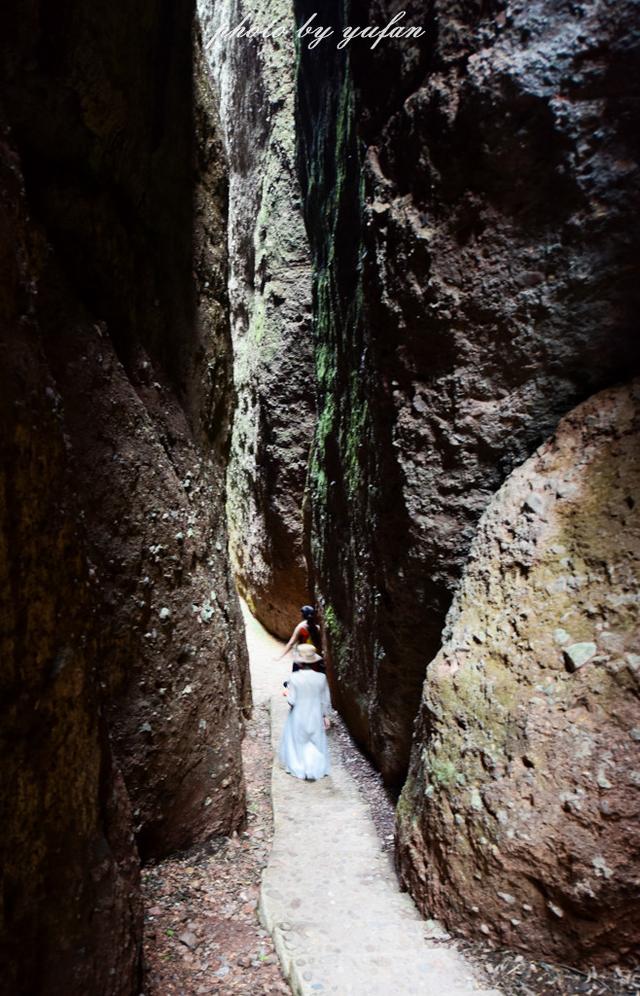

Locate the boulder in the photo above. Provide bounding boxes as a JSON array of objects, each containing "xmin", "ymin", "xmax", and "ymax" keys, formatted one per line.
[
  {"xmin": 397, "ymin": 382, "xmax": 640, "ymax": 966},
  {"xmin": 294, "ymin": 0, "xmax": 640, "ymax": 786}
]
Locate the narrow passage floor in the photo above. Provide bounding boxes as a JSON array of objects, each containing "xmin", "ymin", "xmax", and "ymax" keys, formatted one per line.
[{"xmin": 243, "ymin": 603, "xmax": 502, "ymax": 996}]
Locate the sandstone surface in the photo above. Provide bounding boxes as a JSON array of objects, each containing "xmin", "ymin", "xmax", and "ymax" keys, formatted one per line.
[
  {"xmin": 199, "ymin": 0, "xmax": 315, "ymax": 639},
  {"xmin": 295, "ymin": 0, "xmax": 640, "ymax": 785},
  {"xmin": 1, "ymin": 1, "xmax": 249, "ymax": 990},
  {"xmin": 0, "ymin": 120, "xmax": 142, "ymax": 996},
  {"xmin": 397, "ymin": 382, "xmax": 640, "ymax": 966}
]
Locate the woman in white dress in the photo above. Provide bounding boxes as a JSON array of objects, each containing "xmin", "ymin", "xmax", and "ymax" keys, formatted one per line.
[{"xmin": 279, "ymin": 644, "xmax": 332, "ymax": 780}]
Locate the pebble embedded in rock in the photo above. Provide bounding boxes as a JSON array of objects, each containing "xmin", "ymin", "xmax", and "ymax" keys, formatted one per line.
[
  {"xmin": 523, "ymin": 493, "xmax": 547, "ymax": 517},
  {"xmin": 547, "ymin": 902, "xmax": 564, "ymax": 918},
  {"xmin": 563, "ymin": 642, "xmax": 597, "ymax": 672}
]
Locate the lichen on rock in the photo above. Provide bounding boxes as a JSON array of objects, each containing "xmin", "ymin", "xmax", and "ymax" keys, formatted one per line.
[
  {"xmin": 199, "ymin": 0, "xmax": 315, "ymax": 639},
  {"xmin": 396, "ymin": 382, "xmax": 640, "ymax": 966},
  {"xmin": 294, "ymin": 0, "xmax": 640, "ymax": 791}
]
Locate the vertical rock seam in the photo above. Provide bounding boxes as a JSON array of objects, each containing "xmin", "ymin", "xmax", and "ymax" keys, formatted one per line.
[
  {"xmin": 199, "ymin": 0, "xmax": 315, "ymax": 639},
  {"xmin": 294, "ymin": 0, "xmax": 640, "ymax": 787}
]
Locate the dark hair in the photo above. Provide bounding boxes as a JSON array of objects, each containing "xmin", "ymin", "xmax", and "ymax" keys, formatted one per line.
[{"xmin": 300, "ymin": 605, "xmax": 321, "ymax": 652}]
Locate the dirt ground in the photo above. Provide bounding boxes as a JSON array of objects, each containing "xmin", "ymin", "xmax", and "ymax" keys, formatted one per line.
[{"xmin": 142, "ymin": 700, "xmax": 288, "ymax": 996}]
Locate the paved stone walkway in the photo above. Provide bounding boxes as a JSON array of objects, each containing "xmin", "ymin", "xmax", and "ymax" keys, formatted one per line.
[{"xmin": 241, "ymin": 602, "xmax": 502, "ymax": 996}]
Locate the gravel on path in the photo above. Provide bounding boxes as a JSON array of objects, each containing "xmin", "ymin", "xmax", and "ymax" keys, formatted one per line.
[{"xmin": 330, "ymin": 715, "xmax": 640, "ymax": 996}]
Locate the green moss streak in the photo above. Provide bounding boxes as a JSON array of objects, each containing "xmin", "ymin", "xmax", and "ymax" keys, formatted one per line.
[{"xmin": 323, "ymin": 602, "xmax": 350, "ymax": 678}]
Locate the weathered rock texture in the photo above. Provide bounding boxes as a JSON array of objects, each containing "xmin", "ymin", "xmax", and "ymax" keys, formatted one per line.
[
  {"xmin": 199, "ymin": 0, "xmax": 315, "ymax": 639},
  {"xmin": 0, "ymin": 122, "xmax": 142, "ymax": 996},
  {"xmin": 1, "ymin": 0, "xmax": 248, "ymax": 990},
  {"xmin": 397, "ymin": 382, "xmax": 640, "ymax": 966},
  {"xmin": 295, "ymin": 0, "xmax": 640, "ymax": 786}
]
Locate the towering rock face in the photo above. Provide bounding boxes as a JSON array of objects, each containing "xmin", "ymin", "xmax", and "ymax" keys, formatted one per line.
[
  {"xmin": 397, "ymin": 382, "xmax": 640, "ymax": 966},
  {"xmin": 0, "ymin": 122, "xmax": 142, "ymax": 996},
  {"xmin": 294, "ymin": 0, "xmax": 640, "ymax": 786},
  {"xmin": 199, "ymin": 0, "xmax": 315, "ymax": 639},
  {"xmin": 1, "ymin": 0, "xmax": 248, "ymax": 989}
]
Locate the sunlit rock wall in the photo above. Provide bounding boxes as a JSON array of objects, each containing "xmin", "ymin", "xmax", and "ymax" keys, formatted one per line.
[
  {"xmin": 199, "ymin": 0, "xmax": 315, "ymax": 639},
  {"xmin": 397, "ymin": 382, "xmax": 640, "ymax": 966}
]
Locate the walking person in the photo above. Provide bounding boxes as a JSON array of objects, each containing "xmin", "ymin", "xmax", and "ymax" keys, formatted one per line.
[
  {"xmin": 279, "ymin": 644, "xmax": 331, "ymax": 780},
  {"xmin": 274, "ymin": 604, "xmax": 324, "ymax": 672}
]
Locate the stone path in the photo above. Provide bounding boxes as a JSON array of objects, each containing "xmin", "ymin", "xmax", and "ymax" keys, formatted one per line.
[{"xmin": 241, "ymin": 601, "xmax": 502, "ymax": 996}]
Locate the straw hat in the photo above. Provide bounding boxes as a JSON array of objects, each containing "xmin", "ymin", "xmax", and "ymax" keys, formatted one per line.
[{"xmin": 295, "ymin": 644, "xmax": 322, "ymax": 664}]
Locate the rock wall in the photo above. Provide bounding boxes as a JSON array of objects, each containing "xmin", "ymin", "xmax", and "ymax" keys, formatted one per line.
[
  {"xmin": 294, "ymin": 0, "xmax": 640, "ymax": 786},
  {"xmin": 0, "ymin": 120, "xmax": 142, "ymax": 996},
  {"xmin": 397, "ymin": 382, "xmax": 640, "ymax": 966},
  {"xmin": 0, "ymin": 0, "xmax": 248, "ymax": 990},
  {"xmin": 199, "ymin": 0, "xmax": 315, "ymax": 639}
]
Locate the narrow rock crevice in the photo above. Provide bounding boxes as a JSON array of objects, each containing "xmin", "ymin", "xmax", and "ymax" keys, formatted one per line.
[
  {"xmin": 199, "ymin": 0, "xmax": 316, "ymax": 640},
  {"xmin": 1, "ymin": 0, "xmax": 639, "ymax": 989}
]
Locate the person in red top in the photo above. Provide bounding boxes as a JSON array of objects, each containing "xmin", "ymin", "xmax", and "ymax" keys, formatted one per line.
[{"xmin": 274, "ymin": 605, "xmax": 324, "ymax": 672}]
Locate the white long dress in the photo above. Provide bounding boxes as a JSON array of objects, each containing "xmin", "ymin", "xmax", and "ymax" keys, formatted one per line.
[{"xmin": 279, "ymin": 669, "xmax": 331, "ymax": 780}]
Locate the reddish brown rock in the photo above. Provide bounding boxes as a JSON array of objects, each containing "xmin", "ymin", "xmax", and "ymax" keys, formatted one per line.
[
  {"xmin": 1, "ymin": 0, "xmax": 250, "ymax": 863},
  {"xmin": 397, "ymin": 382, "xmax": 640, "ymax": 967},
  {"xmin": 200, "ymin": 0, "xmax": 315, "ymax": 639},
  {"xmin": 0, "ymin": 1, "xmax": 249, "ymax": 991},
  {"xmin": 295, "ymin": 0, "xmax": 640, "ymax": 789},
  {"xmin": 44, "ymin": 320, "xmax": 249, "ymax": 860},
  {"xmin": 0, "ymin": 124, "xmax": 141, "ymax": 996}
]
